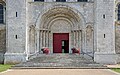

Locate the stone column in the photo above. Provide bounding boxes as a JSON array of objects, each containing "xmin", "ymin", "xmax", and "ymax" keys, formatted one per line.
[
  {"xmin": 26, "ymin": 27, "xmax": 30, "ymax": 61},
  {"xmin": 44, "ymin": 31, "xmax": 46, "ymax": 47},
  {"xmin": 49, "ymin": 31, "xmax": 52, "ymax": 53},
  {"xmin": 78, "ymin": 30, "xmax": 79, "ymax": 46},
  {"xmin": 42, "ymin": 31, "xmax": 44, "ymax": 47},
  {"xmin": 76, "ymin": 30, "xmax": 79, "ymax": 48},
  {"xmin": 40, "ymin": 30, "xmax": 43, "ymax": 49},
  {"xmin": 71, "ymin": 31, "xmax": 74, "ymax": 48},
  {"xmin": 46, "ymin": 31, "xmax": 48, "ymax": 47},
  {"xmin": 73, "ymin": 31, "xmax": 76, "ymax": 47},
  {"xmin": 48, "ymin": 31, "xmax": 50, "ymax": 47},
  {"xmin": 45, "ymin": 30, "xmax": 48, "ymax": 47},
  {"xmin": 36, "ymin": 30, "xmax": 39, "ymax": 53},
  {"xmin": 79, "ymin": 30, "xmax": 82, "ymax": 51},
  {"xmin": 82, "ymin": 29, "xmax": 85, "ymax": 53},
  {"xmin": 40, "ymin": 30, "xmax": 43, "ymax": 50},
  {"xmin": 35, "ymin": 30, "xmax": 37, "ymax": 53}
]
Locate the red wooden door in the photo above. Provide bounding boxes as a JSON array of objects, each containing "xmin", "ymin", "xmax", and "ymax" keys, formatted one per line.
[{"xmin": 53, "ymin": 33, "xmax": 69, "ymax": 53}]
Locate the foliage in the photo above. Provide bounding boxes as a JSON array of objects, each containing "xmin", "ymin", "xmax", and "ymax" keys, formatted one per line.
[
  {"xmin": 0, "ymin": 64, "xmax": 12, "ymax": 72},
  {"xmin": 111, "ymin": 68, "xmax": 120, "ymax": 73}
]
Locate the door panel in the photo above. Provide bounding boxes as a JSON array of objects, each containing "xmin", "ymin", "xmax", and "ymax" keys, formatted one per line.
[
  {"xmin": 62, "ymin": 40, "xmax": 69, "ymax": 53},
  {"xmin": 53, "ymin": 33, "xmax": 69, "ymax": 53}
]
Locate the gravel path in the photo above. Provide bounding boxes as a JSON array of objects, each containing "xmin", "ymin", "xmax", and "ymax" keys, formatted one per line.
[{"xmin": 0, "ymin": 69, "xmax": 119, "ymax": 75}]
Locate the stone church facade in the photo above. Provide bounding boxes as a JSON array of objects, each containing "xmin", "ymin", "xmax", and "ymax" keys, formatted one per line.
[{"xmin": 0, "ymin": 0, "xmax": 120, "ymax": 64}]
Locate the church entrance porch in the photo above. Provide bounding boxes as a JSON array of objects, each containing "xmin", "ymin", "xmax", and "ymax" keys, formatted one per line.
[
  {"xmin": 53, "ymin": 33, "xmax": 69, "ymax": 53},
  {"xmin": 28, "ymin": 6, "xmax": 94, "ymax": 59}
]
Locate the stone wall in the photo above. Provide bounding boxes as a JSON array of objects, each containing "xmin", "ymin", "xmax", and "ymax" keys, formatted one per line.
[
  {"xmin": 27, "ymin": 2, "xmax": 94, "ymax": 55},
  {"xmin": 94, "ymin": 0, "xmax": 116, "ymax": 64},
  {"xmin": 4, "ymin": 0, "xmax": 27, "ymax": 64},
  {"xmin": 4, "ymin": 0, "xmax": 118, "ymax": 64},
  {"xmin": 0, "ymin": 25, "xmax": 6, "ymax": 64},
  {"xmin": 115, "ymin": 24, "xmax": 120, "ymax": 54},
  {"xmin": 27, "ymin": 2, "xmax": 94, "ymax": 27}
]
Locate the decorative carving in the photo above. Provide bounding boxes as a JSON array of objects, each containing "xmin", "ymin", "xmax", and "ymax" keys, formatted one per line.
[
  {"xmin": 29, "ymin": 25, "xmax": 35, "ymax": 54},
  {"xmin": 86, "ymin": 25, "xmax": 93, "ymax": 55}
]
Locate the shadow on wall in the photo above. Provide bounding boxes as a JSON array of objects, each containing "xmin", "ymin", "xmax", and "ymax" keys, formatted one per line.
[
  {"xmin": 0, "ymin": 28, "xmax": 6, "ymax": 64},
  {"xmin": 0, "ymin": 51, "xmax": 5, "ymax": 64}
]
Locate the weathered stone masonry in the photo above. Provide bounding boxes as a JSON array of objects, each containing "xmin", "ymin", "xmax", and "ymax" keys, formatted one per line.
[{"xmin": 0, "ymin": 0, "xmax": 120, "ymax": 64}]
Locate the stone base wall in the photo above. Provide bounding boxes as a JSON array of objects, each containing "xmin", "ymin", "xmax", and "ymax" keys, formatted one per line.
[
  {"xmin": 115, "ymin": 24, "xmax": 120, "ymax": 64},
  {"xmin": 0, "ymin": 25, "xmax": 6, "ymax": 64},
  {"xmin": 0, "ymin": 52, "xmax": 4, "ymax": 64},
  {"xmin": 94, "ymin": 52, "xmax": 118, "ymax": 64},
  {"xmin": 0, "ymin": 26, "xmax": 6, "ymax": 52},
  {"xmin": 117, "ymin": 54, "xmax": 120, "ymax": 64},
  {"xmin": 4, "ymin": 53, "xmax": 27, "ymax": 64},
  {"xmin": 115, "ymin": 24, "xmax": 120, "ymax": 54}
]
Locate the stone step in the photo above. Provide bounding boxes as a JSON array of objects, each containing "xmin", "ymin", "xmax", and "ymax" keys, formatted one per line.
[{"xmin": 13, "ymin": 54, "xmax": 107, "ymax": 69}]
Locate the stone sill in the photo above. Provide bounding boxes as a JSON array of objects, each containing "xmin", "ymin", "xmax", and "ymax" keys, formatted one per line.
[{"xmin": 28, "ymin": 1, "xmax": 94, "ymax": 4}]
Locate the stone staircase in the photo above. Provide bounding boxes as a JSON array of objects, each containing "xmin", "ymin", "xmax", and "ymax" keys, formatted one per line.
[{"xmin": 13, "ymin": 54, "xmax": 107, "ymax": 69}]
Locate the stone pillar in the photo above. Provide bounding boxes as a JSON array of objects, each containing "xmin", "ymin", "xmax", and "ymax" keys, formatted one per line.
[
  {"xmin": 49, "ymin": 31, "xmax": 52, "ymax": 53},
  {"xmin": 44, "ymin": 31, "xmax": 46, "ymax": 47},
  {"xmin": 94, "ymin": 0, "xmax": 117, "ymax": 64},
  {"xmin": 78, "ymin": 30, "xmax": 81, "ymax": 50},
  {"xmin": 4, "ymin": 0, "xmax": 27, "ymax": 64},
  {"xmin": 40, "ymin": 30, "xmax": 43, "ymax": 50},
  {"xmin": 71, "ymin": 31, "xmax": 74, "ymax": 48},
  {"xmin": 48, "ymin": 31, "xmax": 50, "ymax": 47},
  {"xmin": 36, "ymin": 30, "xmax": 39, "ymax": 53},
  {"xmin": 42, "ymin": 31, "xmax": 44, "ymax": 47},
  {"xmin": 45, "ymin": 31, "xmax": 47, "ymax": 47},
  {"xmin": 46, "ymin": 31, "xmax": 48, "ymax": 47},
  {"xmin": 82, "ymin": 29, "xmax": 85, "ymax": 53},
  {"xmin": 73, "ymin": 31, "xmax": 76, "ymax": 47},
  {"xmin": 76, "ymin": 30, "xmax": 79, "ymax": 48},
  {"xmin": 34, "ymin": 30, "xmax": 36, "ymax": 54}
]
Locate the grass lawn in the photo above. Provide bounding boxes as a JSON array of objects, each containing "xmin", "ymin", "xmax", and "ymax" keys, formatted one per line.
[
  {"xmin": 111, "ymin": 68, "xmax": 120, "ymax": 73},
  {"xmin": 0, "ymin": 64, "xmax": 12, "ymax": 72}
]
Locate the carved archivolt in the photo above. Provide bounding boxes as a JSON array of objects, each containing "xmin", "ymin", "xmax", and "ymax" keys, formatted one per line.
[{"xmin": 36, "ymin": 5, "xmax": 85, "ymax": 30}]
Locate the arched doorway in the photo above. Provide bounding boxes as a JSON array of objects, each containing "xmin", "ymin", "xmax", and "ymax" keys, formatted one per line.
[
  {"xmin": 35, "ymin": 6, "xmax": 85, "ymax": 53},
  {"xmin": 53, "ymin": 33, "xmax": 69, "ymax": 53},
  {"xmin": 51, "ymin": 19, "xmax": 71, "ymax": 53}
]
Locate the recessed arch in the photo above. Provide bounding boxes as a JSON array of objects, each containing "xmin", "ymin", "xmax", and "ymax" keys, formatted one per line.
[
  {"xmin": 42, "ymin": 14, "xmax": 76, "ymax": 29},
  {"xmin": 33, "ymin": 5, "xmax": 86, "ymax": 54},
  {"xmin": 48, "ymin": 17, "xmax": 73, "ymax": 30},
  {"xmin": 36, "ymin": 5, "xmax": 85, "ymax": 30}
]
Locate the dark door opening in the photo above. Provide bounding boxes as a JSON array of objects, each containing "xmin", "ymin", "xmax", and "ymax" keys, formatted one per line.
[
  {"xmin": 53, "ymin": 33, "xmax": 69, "ymax": 53},
  {"xmin": 62, "ymin": 40, "xmax": 69, "ymax": 53}
]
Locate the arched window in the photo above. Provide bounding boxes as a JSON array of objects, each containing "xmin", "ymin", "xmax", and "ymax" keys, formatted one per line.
[
  {"xmin": 34, "ymin": 0, "xmax": 44, "ymax": 2},
  {"xmin": 0, "ymin": 4, "xmax": 4, "ymax": 23},
  {"xmin": 56, "ymin": 0, "xmax": 66, "ymax": 2},
  {"xmin": 78, "ymin": 0, "xmax": 88, "ymax": 2},
  {"xmin": 118, "ymin": 4, "xmax": 120, "ymax": 20}
]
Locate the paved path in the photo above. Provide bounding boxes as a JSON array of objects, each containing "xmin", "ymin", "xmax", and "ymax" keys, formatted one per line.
[
  {"xmin": 107, "ymin": 65, "xmax": 120, "ymax": 68},
  {"xmin": 0, "ymin": 69, "xmax": 120, "ymax": 75}
]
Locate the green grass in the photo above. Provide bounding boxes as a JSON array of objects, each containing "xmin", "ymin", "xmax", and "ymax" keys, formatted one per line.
[
  {"xmin": 0, "ymin": 64, "xmax": 12, "ymax": 72},
  {"xmin": 111, "ymin": 68, "xmax": 120, "ymax": 73}
]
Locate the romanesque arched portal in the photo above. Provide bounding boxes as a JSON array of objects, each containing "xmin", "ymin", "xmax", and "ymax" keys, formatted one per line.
[
  {"xmin": 31, "ymin": 5, "xmax": 91, "ymax": 54},
  {"xmin": 38, "ymin": 6, "xmax": 83, "ymax": 53}
]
